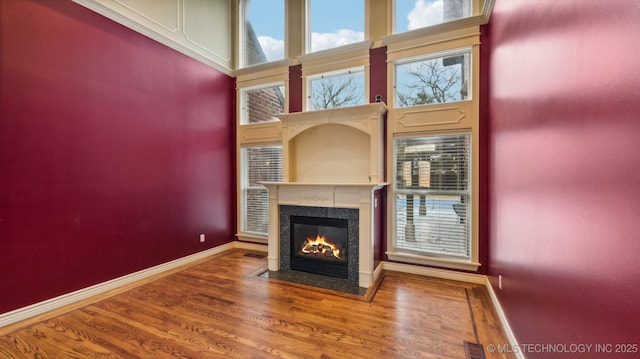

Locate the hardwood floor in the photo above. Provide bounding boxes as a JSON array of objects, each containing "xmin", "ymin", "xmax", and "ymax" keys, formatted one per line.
[{"xmin": 0, "ymin": 250, "xmax": 514, "ymax": 358}]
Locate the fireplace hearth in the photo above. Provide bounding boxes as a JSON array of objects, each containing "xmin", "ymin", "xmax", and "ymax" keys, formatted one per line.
[{"xmin": 290, "ymin": 215, "xmax": 349, "ymax": 279}]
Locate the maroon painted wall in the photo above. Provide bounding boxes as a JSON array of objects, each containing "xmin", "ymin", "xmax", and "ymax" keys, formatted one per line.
[
  {"xmin": 369, "ymin": 47, "xmax": 387, "ymax": 104},
  {"xmin": 487, "ymin": 0, "xmax": 640, "ymax": 356},
  {"xmin": 288, "ymin": 64, "xmax": 303, "ymax": 113},
  {"xmin": 0, "ymin": 1, "xmax": 235, "ymax": 314}
]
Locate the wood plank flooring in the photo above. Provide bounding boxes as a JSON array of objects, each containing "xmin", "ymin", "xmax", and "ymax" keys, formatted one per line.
[{"xmin": 0, "ymin": 249, "xmax": 514, "ymax": 358}]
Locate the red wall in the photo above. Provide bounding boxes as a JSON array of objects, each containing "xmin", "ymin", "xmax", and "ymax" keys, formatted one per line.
[
  {"xmin": 0, "ymin": 1, "xmax": 235, "ymax": 314},
  {"xmin": 487, "ymin": 0, "xmax": 640, "ymax": 356}
]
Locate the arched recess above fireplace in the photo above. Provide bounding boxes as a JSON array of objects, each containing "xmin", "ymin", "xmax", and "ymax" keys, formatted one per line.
[
  {"xmin": 277, "ymin": 102, "xmax": 386, "ymax": 184},
  {"xmin": 289, "ymin": 123, "xmax": 369, "ymax": 183}
]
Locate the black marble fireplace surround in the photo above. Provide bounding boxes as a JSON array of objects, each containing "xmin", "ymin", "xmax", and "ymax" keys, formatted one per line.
[{"xmin": 279, "ymin": 205, "xmax": 359, "ymax": 283}]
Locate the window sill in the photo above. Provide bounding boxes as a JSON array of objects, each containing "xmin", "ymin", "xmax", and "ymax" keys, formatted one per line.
[
  {"xmin": 386, "ymin": 251, "xmax": 480, "ymax": 272},
  {"xmin": 236, "ymin": 233, "xmax": 268, "ymax": 244}
]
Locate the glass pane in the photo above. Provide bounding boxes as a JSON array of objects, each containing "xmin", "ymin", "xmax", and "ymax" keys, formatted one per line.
[
  {"xmin": 242, "ymin": 84, "xmax": 285, "ymax": 124},
  {"xmin": 395, "ymin": 135, "xmax": 470, "ymax": 191},
  {"xmin": 395, "ymin": 0, "xmax": 473, "ymax": 33},
  {"xmin": 394, "ymin": 134, "xmax": 471, "ymax": 259},
  {"xmin": 309, "ymin": 0, "xmax": 364, "ymax": 53},
  {"xmin": 243, "ymin": 0, "xmax": 284, "ymax": 66},
  {"xmin": 241, "ymin": 146, "xmax": 282, "ymax": 236},
  {"xmin": 395, "ymin": 51, "xmax": 470, "ymax": 107},
  {"xmin": 309, "ymin": 70, "xmax": 365, "ymax": 110},
  {"xmin": 395, "ymin": 194, "xmax": 470, "ymax": 258}
]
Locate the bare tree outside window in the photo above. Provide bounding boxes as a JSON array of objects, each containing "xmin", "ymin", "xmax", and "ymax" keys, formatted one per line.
[
  {"xmin": 309, "ymin": 71, "xmax": 365, "ymax": 110},
  {"xmin": 396, "ymin": 52, "xmax": 469, "ymax": 107}
]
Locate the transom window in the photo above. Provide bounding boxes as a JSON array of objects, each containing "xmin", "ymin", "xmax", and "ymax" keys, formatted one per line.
[
  {"xmin": 395, "ymin": 0, "xmax": 473, "ymax": 33},
  {"xmin": 240, "ymin": 83, "xmax": 285, "ymax": 125},
  {"xmin": 394, "ymin": 48, "xmax": 471, "ymax": 108},
  {"xmin": 307, "ymin": 68, "xmax": 366, "ymax": 111},
  {"xmin": 240, "ymin": 0, "xmax": 284, "ymax": 67},
  {"xmin": 307, "ymin": 0, "xmax": 364, "ymax": 53}
]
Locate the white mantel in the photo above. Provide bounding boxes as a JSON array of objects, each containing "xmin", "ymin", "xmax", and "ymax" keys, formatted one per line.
[
  {"xmin": 263, "ymin": 103, "xmax": 388, "ymax": 288},
  {"xmin": 262, "ymin": 182, "xmax": 387, "ymax": 288}
]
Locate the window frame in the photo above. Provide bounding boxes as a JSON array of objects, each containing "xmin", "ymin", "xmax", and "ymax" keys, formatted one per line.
[
  {"xmin": 392, "ymin": 131, "xmax": 472, "ymax": 261},
  {"xmin": 238, "ymin": 0, "xmax": 286, "ymax": 68},
  {"xmin": 393, "ymin": 47, "xmax": 472, "ymax": 109},
  {"xmin": 385, "ymin": 26, "xmax": 481, "ymax": 271},
  {"xmin": 306, "ymin": 66, "xmax": 367, "ymax": 111},
  {"xmin": 393, "ymin": 0, "xmax": 476, "ymax": 35},
  {"xmin": 236, "ymin": 67, "xmax": 288, "ymax": 242},
  {"xmin": 239, "ymin": 81, "xmax": 286, "ymax": 125},
  {"xmin": 239, "ymin": 144, "xmax": 283, "ymax": 238},
  {"xmin": 305, "ymin": 0, "xmax": 366, "ymax": 54}
]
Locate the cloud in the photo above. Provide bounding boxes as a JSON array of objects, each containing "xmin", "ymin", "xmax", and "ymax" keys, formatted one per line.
[
  {"xmin": 311, "ymin": 29, "xmax": 365, "ymax": 52},
  {"xmin": 258, "ymin": 36, "xmax": 285, "ymax": 62},
  {"xmin": 407, "ymin": 0, "xmax": 444, "ymax": 31},
  {"xmin": 257, "ymin": 29, "xmax": 365, "ymax": 59}
]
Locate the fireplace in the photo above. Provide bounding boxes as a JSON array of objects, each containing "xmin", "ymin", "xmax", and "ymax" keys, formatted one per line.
[
  {"xmin": 290, "ymin": 215, "xmax": 349, "ymax": 279},
  {"xmin": 260, "ymin": 103, "xmax": 388, "ymax": 288},
  {"xmin": 279, "ymin": 205, "xmax": 360, "ymax": 283}
]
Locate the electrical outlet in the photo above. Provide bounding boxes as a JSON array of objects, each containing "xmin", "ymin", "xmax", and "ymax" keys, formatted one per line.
[
  {"xmin": 498, "ymin": 274, "xmax": 503, "ymax": 290},
  {"xmin": 200, "ymin": 233, "xmax": 205, "ymax": 242}
]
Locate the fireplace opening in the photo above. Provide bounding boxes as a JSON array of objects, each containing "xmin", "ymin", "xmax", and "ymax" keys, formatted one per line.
[{"xmin": 290, "ymin": 215, "xmax": 348, "ymax": 279}]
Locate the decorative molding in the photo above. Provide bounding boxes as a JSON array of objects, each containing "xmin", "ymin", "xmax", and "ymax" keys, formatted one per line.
[
  {"xmin": 239, "ymin": 122, "xmax": 283, "ymax": 142},
  {"xmin": 235, "ymin": 59, "xmax": 292, "ymax": 85},
  {"xmin": 181, "ymin": 0, "xmax": 231, "ymax": 63},
  {"xmin": 113, "ymin": 0, "xmax": 179, "ymax": 33},
  {"xmin": 397, "ymin": 106, "xmax": 466, "ymax": 128},
  {"xmin": 72, "ymin": 0, "xmax": 233, "ymax": 74}
]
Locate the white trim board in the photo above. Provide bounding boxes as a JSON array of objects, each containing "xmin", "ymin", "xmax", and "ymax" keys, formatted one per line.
[
  {"xmin": 0, "ymin": 242, "xmax": 267, "ymax": 329},
  {"xmin": 382, "ymin": 260, "xmax": 487, "ymax": 284},
  {"xmin": 485, "ymin": 278, "xmax": 525, "ymax": 359}
]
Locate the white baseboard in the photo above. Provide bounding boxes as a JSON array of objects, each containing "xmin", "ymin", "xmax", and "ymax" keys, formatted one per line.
[
  {"xmin": 0, "ymin": 242, "xmax": 245, "ymax": 328},
  {"xmin": 234, "ymin": 241, "xmax": 268, "ymax": 252},
  {"xmin": 485, "ymin": 279, "xmax": 525, "ymax": 359},
  {"xmin": 382, "ymin": 260, "xmax": 487, "ymax": 284}
]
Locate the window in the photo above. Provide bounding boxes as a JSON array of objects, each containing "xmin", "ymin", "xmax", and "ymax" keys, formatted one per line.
[
  {"xmin": 236, "ymin": 61, "xmax": 288, "ymax": 242},
  {"xmin": 307, "ymin": 0, "xmax": 364, "ymax": 53},
  {"xmin": 307, "ymin": 68, "xmax": 366, "ymax": 110},
  {"xmin": 395, "ymin": 0, "xmax": 473, "ymax": 33},
  {"xmin": 240, "ymin": 146, "xmax": 283, "ymax": 236},
  {"xmin": 240, "ymin": 0, "xmax": 285, "ymax": 67},
  {"xmin": 240, "ymin": 83, "xmax": 285, "ymax": 124},
  {"xmin": 393, "ymin": 134, "xmax": 471, "ymax": 260},
  {"xmin": 394, "ymin": 48, "xmax": 470, "ymax": 108}
]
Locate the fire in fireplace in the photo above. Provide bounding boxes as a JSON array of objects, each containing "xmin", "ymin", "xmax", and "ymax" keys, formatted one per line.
[{"xmin": 290, "ymin": 215, "xmax": 348, "ymax": 279}]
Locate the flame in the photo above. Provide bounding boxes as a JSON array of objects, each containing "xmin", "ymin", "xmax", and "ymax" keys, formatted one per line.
[{"xmin": 301, "ymin": 234, "xmax": 342, "ymax": 259}]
